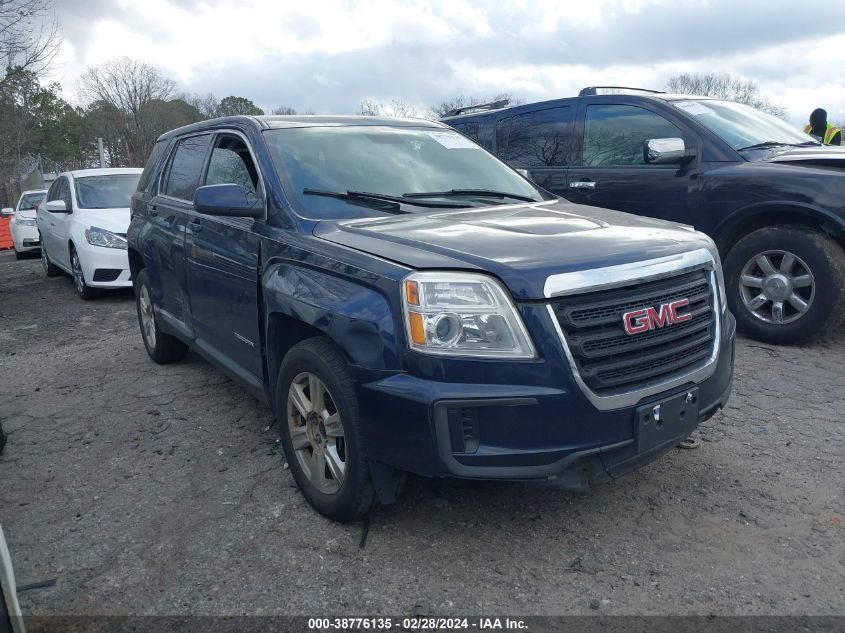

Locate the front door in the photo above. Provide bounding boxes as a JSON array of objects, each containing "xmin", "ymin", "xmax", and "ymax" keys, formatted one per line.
[
  {"xmin": 184, "ymin": 132, "xmax": 263, "ymax": 384},
  {"xmin": 152, "ymin": 133, "xmax": 214, "ymax": 333},
  {"xmin": 564, "ymin": 102, "xmax": 698, "ymax": 226},
  {"xmin": 50, "ymin": 176, "xmax": 75, "ymax": 269}
]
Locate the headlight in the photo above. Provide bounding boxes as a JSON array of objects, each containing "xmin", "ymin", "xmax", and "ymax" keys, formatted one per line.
[
  {"xmin": 14, "ymin": 215, "xmax": 36, "ymax": 227},
  {"xmin": 402, "ymin": 272, "xmax": 536, "ymax": 358},
  {"xmin": 85, "ymin": 227, "xmax": 127, "ymax": 250}
]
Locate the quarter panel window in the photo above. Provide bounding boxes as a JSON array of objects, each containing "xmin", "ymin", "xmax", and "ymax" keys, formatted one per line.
[
  {"xmin": 164, "ymin": 134, "xmax": 212, "ymax": 200},
  {"xmin": 584, "ymin": 104, "xmax": 682, "ymax": 167},
  {"xmin": 502, "ymin": 107, "xmax": 574, "ymax": 168}
]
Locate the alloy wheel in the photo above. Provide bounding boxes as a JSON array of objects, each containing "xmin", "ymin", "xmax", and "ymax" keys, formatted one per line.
[
  {"xmin": 739, "ymin": 249, "xmax": 815, "ymax": 325},
  {"xmin": 138, "ymin": 284, "xmax": 157, "ymax": 349},
  {"xmin": 41, "ymin": 246, "xmax": 49, "ymax": 274},
  {"xmin": 286, "ymin": 371, "xmax": 346, "ymax": 495},
  {"xmin": 71, "ymin": 251, "xmax": 85, "ymax": 295}
]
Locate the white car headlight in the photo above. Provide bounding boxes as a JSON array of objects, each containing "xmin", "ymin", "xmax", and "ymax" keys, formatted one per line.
[
  {"xmin": 85, "ymin": 227, "xmax": 127, "ymax": 250},
  {"xmin": 14, "ymin": 215, "xmax": 36, "ymax": 227},
  {"xmin": 402, "ymin": 272, "xmax": 536, "ymax": 359}
]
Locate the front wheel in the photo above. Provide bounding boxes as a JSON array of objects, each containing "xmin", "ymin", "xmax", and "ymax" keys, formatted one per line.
[
  {"xmin": 134, "ymin": 268, "xmax": 188, "ymax": 364},
  {"xmin": 70, "ymin": 246, "xmax": 98, "ymax": 300},
  {"xmin": 276, "ymin": 337, "xmax": 375, "ymax": 522},
  {"xmin": 724, "ymin": 226, "xmax": 845, "ymax": 345}
]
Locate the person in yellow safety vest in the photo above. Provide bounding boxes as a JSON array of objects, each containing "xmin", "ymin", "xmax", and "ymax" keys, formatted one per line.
[{"xmin": 804, "ymin": 108, "xmax": 841, "ymax": 145}]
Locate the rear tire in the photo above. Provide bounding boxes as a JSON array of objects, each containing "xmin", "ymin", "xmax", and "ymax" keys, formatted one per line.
[
  {"xmin": 40, "ymin": 239, "xmax": 62, "ymax": 277},
  {"xmin": 70, "ymin": 246, "xmax": 98, "ymax": 300},
  {"xmin": 276, "ymin": 337, "xmax": 376, "ymax": 523},
  {"xmin": 14, "ymin": 249, "xmax": 23, "ymax": 260},
  {"xmin": 134, "ymin": 268, "xmax": 188, "ymax": 364},
  {"xmin": 724, "ymin": 226, "xmax": 845, "ymax": 345}
]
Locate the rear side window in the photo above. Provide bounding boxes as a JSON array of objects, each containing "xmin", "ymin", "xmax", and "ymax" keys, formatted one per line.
[
  {"xmin": 138, "ymin": 140, "xmax": 170, "ymax": 193},
  {"xmin": 163, "ymin": 134, "xmax": 212, "ymax": 200},
  {"xmin": 583, "ymin": 104, "xmax": 682, "ymax": 167},
  {"xmin": 500, "ymin": 107, "xmax": 574, "ymax": 168}
]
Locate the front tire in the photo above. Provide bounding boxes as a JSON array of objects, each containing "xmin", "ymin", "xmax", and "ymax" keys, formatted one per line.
[
  {"xmin": 724, "ymin": 226, "xmax": 845, "ymax": 345},
  {"xmin": 14, "ymin": 249, "xmax": 23, "ymax": 260},
  {"xmin": 70, "ymin": 246, "xmax": 98, "ymax": 300},
  {"xmin": 276, "ymin": 337, "xmax": 375, "ymax": 523},
  {"xmin": 134, "ymin": 268, "xmax": 188, "ymax": 364}
]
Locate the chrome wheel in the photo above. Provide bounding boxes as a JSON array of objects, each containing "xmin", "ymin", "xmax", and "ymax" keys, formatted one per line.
[
  {"xmin": 71, "ymin": 251, "xmax": 85, "ymax": 295},
  {"xmin": 286, "ymin": 371, "xmax": 346, "ymax": 495},
  {"xmin": 739, "ymin": 249, "xmax": 815, "ymax": 325},
  {"xmin": 138, "ymin": 284, "xmax": 156, "ymax": 349}
]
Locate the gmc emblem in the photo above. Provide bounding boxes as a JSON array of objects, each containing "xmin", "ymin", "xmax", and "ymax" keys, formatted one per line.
[{"xmin": 623, "ymin": 298, "xmax": 692, "ymax": 335}]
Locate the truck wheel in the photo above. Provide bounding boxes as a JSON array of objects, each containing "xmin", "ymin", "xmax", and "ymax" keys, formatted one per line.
[
  {"xmin": 276, "ymin": 337, "xmax": 375, "ymax": 523},
  {"xmin": 724, "ymin": 226, "xmax": 845, "ymax": 345},
  {"xmin": 134, "ymin": 268, "xmax": 188, "ymax": 364},
  {"xmin": 40, "ymin": 239, "xmax": 62, "ymax": 277},
  {"xmin": 70, "ymin": 246, "xmax": 98, "ymax": 300}
]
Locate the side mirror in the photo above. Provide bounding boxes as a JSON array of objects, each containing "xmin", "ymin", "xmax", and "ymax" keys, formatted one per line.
[
  {"xmin": 193, "ymin": 184, "xmax": 263, "ymax": 218},
  {"xmin": 644, "ymin": 138, "xmax": 695, "ymax": 165},
  {"xmin": 0, "ymin": 208, "xmax": 13, "ymax": 217},
  {"xmin": 46, "ymin": 199, "xmax": 69, "ymax": 213}
]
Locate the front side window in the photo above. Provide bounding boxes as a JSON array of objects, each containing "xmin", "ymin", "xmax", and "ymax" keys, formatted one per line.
[
  {"xmin": 501, "ymin": 106, "xmax": 573, "ymax": 168},
  {"xmin": 264, "ymin": 126, "xmax": 545, "ymax": 219},
  {"xmin": 164, "ymin": 134, "xmax": 212, "ymax": 200},
  {"xmin": 584, "ymin": 104, "xmax": 682, "ymax": 167},
  {"xmin": 74, "ymin": 174, "xmax": 142, "ymax": 209},
  {"xmin": 451, "ymin": 122, "xmax": 479, "ymax": 142},
  {"xmin": 205, "ymin": 136, "xmax": 259, "ymax": 195},
  {"xmin": 57, "ymin": 178, "xmax": 72, "ymax": 210}
]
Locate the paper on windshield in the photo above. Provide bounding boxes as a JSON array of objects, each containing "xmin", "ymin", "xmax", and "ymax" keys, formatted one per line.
[
  {"xmin": 673, "ymin": 101, "xmax": 714, "ymax": 116},
  {"xmin": 424, "ymin": 130, "xmax": 480, "ymax": 149}
]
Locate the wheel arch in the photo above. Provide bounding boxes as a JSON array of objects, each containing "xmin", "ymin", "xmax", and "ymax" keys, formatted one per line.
[
  {"xmin": 714, "ymin": 203, "xmax": 845, "ymax": 256},
  {"xmin": 127, "ymin": 247, "xmax": 145, "ymax": 282}
]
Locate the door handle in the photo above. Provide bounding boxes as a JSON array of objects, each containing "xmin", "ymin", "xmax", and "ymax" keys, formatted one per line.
[
  {"xmin": 569, "ymin": 181, "xmax": 596, "ymax": 189},
  {"xmin": 188, "ymin": 220, "xmax": 203, "ymax": 233},
  {"xmin": 149, "ymin": 205, "xmax": 158, "ymax": 217}
]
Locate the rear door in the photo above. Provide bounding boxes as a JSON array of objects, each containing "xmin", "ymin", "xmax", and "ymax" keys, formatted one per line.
[
  {"xmin": 494, "ymin": 105, "xmax": 576, "ymax": 192},
  {"xmin": 184, "ymin": 132, "xmax": 264, "ymax": 386},
  {"xmin": 150, "ymin": 133, "xmax": 213, "ymax": 335},
  {"xmin": 564, "ymin": 101, "xmax": 698, "ymax": 225}
]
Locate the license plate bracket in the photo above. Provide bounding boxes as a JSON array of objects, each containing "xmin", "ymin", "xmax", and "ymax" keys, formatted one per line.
[{"xmin": 636, "ymin": 388, "xmax": 700, "ymax": 453}]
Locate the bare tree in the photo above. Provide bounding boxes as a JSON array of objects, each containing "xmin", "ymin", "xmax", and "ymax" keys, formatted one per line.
[
  {"xmin": 79, "ymin": 57, "xmax": 178, "ymax": 164},
  {"xmin": 0, "ymin": 0, "xmax": 61, "ymax": 77},
  {"xmin": 358, "ymin": 98, "xmax": 421, "ymax": 118},
  {"xmin": 666, "ymin": 73, "xmax": 785, "ymax": 118},
  {"xmin": 181, "ymin": 92, "xmax": 219, "ymax": 119},
  {"xmin": 270, "ymin": 105, "xmax": 314, "ymax": 115},
  {"xmin": 429, "ymin": 93, "xmax": 521, "ymax": 119}
]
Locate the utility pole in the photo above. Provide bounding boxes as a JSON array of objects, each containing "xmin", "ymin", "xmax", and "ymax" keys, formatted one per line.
[{"xmin": 97, "ymin": 138, "xmax": 106, "ymax": 168}]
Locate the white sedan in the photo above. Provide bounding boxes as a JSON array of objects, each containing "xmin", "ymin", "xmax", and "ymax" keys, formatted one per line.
[
  {"xmin": 8, "ymin": 189, "xmax": 47, "ymax": 259},
  {"xmin": 37, "ymin": 168, "xmax": 142, "ymax": 299}
]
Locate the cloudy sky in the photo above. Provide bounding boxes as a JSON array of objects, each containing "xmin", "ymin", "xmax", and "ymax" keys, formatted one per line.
[{"xmin": 49, "ymin": 0, "xmax": 845, "ymax": 125}]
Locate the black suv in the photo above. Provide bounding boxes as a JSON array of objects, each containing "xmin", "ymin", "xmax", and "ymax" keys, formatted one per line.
[{"xmin": 442, "ymin": 87, "xmax": 845, "ymax": 344}]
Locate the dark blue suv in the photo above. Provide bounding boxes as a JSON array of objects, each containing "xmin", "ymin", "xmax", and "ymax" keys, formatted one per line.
[
  {"xmin": 443, "ymin": 88, "xmax": 845, "ymax": 345},
  {"xmin": 128, "ymin": 115, "xmax": 735, "ymax": 521}
]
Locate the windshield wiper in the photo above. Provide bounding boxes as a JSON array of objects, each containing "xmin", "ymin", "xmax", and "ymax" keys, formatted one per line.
[
  {"xmin": 303, "ymin": 188, "xmax": 466, "ymax": 209},
  {"xmin": 402, "ymin": 188, "xmax": 538, "ymax": 203},
  {"xmin": 736, "ymin": 141, "xmax": 792, "ymax": 151}
]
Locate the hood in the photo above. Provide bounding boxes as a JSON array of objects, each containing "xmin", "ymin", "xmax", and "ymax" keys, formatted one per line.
[
  {"xmin": 16, "ymin": 209, "xmax": 37, "ymax": 220},
  {"xmin": 313, "ymin": 200, "xmax": 715, "ymax": 300},
  {"xmin": 75, "ymin": 208, "xmax": 131, "ymax": 234},
  {"xmin": 765, "ymin": 146, "xmax": 845, "ymax": 169}
]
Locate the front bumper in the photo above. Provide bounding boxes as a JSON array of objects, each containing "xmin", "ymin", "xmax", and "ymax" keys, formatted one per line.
[
  {"xmin": 10, "ymin": 223, "xmax": 39, "ymax": 252},
  {"xmin": 75, "ymin": 243, "xmax": 132, "ymax": 289},
  {"xmin": 357, "ymin": 311, "xmax": 735, "ymax": 488}
]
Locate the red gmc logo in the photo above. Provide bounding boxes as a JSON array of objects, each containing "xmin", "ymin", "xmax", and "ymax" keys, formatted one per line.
[{"xmin": 623, "ymin": 298, "xmax": 692, "ymax": 335}]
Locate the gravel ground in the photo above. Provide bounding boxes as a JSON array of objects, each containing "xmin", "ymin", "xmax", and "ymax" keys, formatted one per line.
[{"xmin": 0, "ymin": 249, "xmax": 843, "ymax": 618}]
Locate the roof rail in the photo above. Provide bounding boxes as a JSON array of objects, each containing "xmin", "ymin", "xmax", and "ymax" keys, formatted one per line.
[
  {"xmin": 443, "ymin": 99, "xmax": 510, "ymax": 118},
  {"xmin": 578, "ymin": 86, "xmax": 665, "ymax": 97}
]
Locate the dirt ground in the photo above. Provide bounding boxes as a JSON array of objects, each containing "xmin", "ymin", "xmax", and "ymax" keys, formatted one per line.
[{"xmin": 1, "ymin": 249, "xmax": 843, "ymax": 618}]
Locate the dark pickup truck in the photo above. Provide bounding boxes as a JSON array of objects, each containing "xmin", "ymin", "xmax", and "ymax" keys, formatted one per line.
[
  {"xmin": 443, "ymin": 88, "xmax": 845, "ymax": 344},
  {"xmin": 128, "ymin": 115, "xmax": 735, "ymax": 522}
]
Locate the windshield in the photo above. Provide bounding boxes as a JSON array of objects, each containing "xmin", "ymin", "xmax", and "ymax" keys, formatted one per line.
[
  {"xmin": 263, "ymin": 126, "xmax": 546, "ymax": 218},
  {"xmin": 18, "ymin": 192, "xmax": 45, "ymax": 211},
  {"xmin": 74, "ymin": 174, "xmax": 140, "ymax": 209},
  {"xmin": 672, "ymin": 99, "xmax": 816, "ymax": 151}
]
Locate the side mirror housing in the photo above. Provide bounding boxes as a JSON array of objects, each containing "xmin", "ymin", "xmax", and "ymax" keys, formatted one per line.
[
  {"xmin": 193, "ymin": 184, "xmax": 263, "ymax": 218},
  {"xmin": 644, "ymin": 138, "xmax": 695, "ymax": 165},
  {"xmin": 46, "ymin": 200, "xmax": 69, "ymax": 213},
  {"xmin": 0, "ymin": 208, "xmax": 13, "ymax": 217}
]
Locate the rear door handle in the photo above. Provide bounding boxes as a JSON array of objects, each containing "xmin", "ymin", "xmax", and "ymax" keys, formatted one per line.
[
  {"xmin": 188, "ymin": 220, "xmax": 203, "ymax": 233},
  {"xmin": 569, "ymin": 181, "xmax": 596, "ymax": 189}
]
